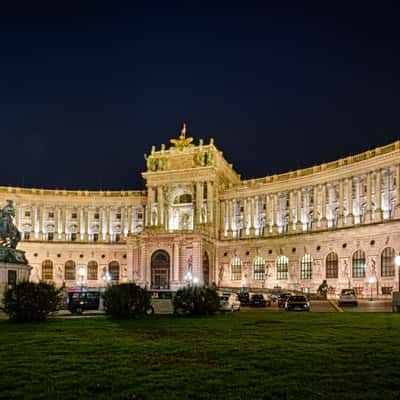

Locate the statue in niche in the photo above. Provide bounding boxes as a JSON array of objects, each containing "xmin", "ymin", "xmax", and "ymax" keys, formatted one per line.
[
  {"xmin": 151, "ymin": 209, "xmax": 158, "ymax": 225},
  {"xmin": 0, "ymin": 200, "xmax": 21, "ymax": 249},
  {"xmin": 201, "ymin": 207, "xmax": 207, "ymax": 223},
  {"xmin": 180, "ymin": 213, "xmax": 190, "ymax": 230},
  {"xmin": 187, "ymin": 255, "xmax": 193, "ymax": 273},
  {"xmin": 369, "ymin": 257, "xmax": 376, "ymax": 276},
  {"xmin": 218, "ymin": 264, "xmax": 224, "ymax": 285}
]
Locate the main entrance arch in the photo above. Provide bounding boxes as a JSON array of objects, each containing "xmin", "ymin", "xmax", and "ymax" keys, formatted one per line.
[{"xmin": 151, "ymin": 250, "xmax": 170, "ymax": 289}]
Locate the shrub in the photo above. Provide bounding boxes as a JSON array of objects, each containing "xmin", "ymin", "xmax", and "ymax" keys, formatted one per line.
[
  {"xmin": 2, "ymin": 281, "xmax": 63, "ymax": 322},
  {"xmin": 102, "ymin": 283, "xmax": 152, "ymax": 319},
  {"xmin": 173, "ymin": 285, "xmax": 220, "ymax": 316}
]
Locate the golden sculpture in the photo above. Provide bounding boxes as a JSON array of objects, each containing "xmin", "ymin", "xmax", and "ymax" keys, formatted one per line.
[{"xmin": 170, "ymin": 123, "xmax": 194, "ymax": 149}]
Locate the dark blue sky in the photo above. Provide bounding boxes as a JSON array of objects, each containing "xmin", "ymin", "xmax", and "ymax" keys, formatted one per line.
[{"xmin": 0, "ymin": 1, "xmax": 399, "ymax": 189}]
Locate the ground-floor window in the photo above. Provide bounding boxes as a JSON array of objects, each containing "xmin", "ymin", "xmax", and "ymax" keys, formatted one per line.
[
  {"xmin": 151, "ymin": 250, "xmax": 170, "ymax": 289},
  {"xmin": 87, "ymin": 261, "xmax": 98, "ymax": 280},
  {"xmin": 231, "ymin": 257, "xmax": 242, "ymax": 281},
  {"xmin": 352, "ymin": 250, "xmax": 366, "ymax": 278},
  {"xmin": 326, "ymin": 252, "xmax": 338, "ymax": 279},
  {"xmin": 253, "ymin": 256, "xmax": 265, "ymax": 280},
  {"xmin": 301, "ymin": 254, "xmax": 313, "ymax": 280},
  {"xmin": 276, "ymin": 256, "xmax": 288, "ymax": 280},
  {"xmin": 109, "ymin": 261, "xmax": 120, "ymax": 281},
  {"xmin": 65, "ymin": 260, "xmax": 76, "ymax": 281},
  {"xmin": 381, "ymin": 247, "xmax": 395, "ymax": 277},
  {"xmin": 42, "ymin": 259, "xmax": 53, "ymax": 280}
]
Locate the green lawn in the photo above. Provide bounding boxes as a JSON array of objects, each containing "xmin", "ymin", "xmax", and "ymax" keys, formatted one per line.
[{"xmin": 1, "ymin": 313, "xmax": 400, "ymax": 400}]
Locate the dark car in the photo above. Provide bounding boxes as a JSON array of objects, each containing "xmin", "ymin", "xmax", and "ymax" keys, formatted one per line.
[
  {"xmin": 249, "ymin": 294, "xmax": 268, "ymax": 307},
  {"xmin": 277, "ymin": 293, "xmax": 292, "ymax": 308},
  {"xmin": 285, "ymin": 295, "xmax": 310, "ymax": 312},
  {"xmin": 238, "ymin": 292, "xmax": 250, "ymax": 306},
  {"xmin": 68, "ymin": 290, "xmax": 100, "ymax": 314}
]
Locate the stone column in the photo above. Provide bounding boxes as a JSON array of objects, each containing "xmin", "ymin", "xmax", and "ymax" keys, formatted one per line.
[
  {"xmin": 146, "ymin": 187, "xmax": 152, "ymax": 226},
  {"xmin": 296, "ymin": 190, "xmax": 302, "ymax": 231},
  {"xmin": 395, "ymin": 164, "xmax": 400, "ymax": 218},
  {"xmin": 227, "ymin": 199, "xmax": 233, "ymax": 237},
  {"xmin": 121, "ymin": 206, "xmax": 126, "ymax": 238},
  {"xmin": 14, "ymin": 202, "xmax": 19, "ymax": 230},
  {"xmin": 173, "ymin": 242, "xmax": 180, "ymax": 283},
  {"xmin": 375, "ymin": 170, "xmax": 382, "ymax": 222},
  {"xmin": 272, "ymin": 193, "xmax": 278, "ymax": 234},
  {"xmin": 127, "ymin": 206, "xmax": 133, "ymax": 234},
  {"xmin": 39, "ymin": 206, "xmax": 44, "ymax": 240},
  {"xmin": 289, "ymin": 191, "xmax": 294, "ymax": 232},
  {"xmin": 196, "ymin": 181, "xmax": 202, "ymax": 225},
  {"xmin": 249, "ymin": 197, "xmax": 256, "ymax": 236},
  {"xmin": 207, "ymin": 181, "xmax": 213, "ymax": 224},
  {"xmin": 242, "ymin": 198, "xmax": 248, "ymax": 237},
  {"xmin": 34, "ymin": 205, "xmax": 39, "ymax": 239},
  {"xmin": 55, "ymin": 206, "xmax": 59, "ymax": 240},
  {"xmin": 99, "ymin": 207, "xmax": 104, "ymax": 240},
  {"xmin": 321, "ymin": 184, "xmax": 327, "ymax": 229},
  {"xmin": 62, "ymin": 206, "xmax": 67, "ymax": 240},
  {"xmin": 264, "ymin": 194, "xmax": 271, "ymax": 237},
  {"xmin": 312, "ymin": 186, "xmax": 319, "ymax": 230},
  {"xmin": 220, "ymin": 201, "xmax": 226, "ymax": 238},
  {"xmin": 337, "ymin": 180, "xmax": 344, "ymax": 227},
  {"xmin": 106, "ymin": 207, "xmax": 111, "ymax": 241},
  {"xmin": 365, "ymin": 172, "xmax": 372, "ymax": 223},
  {"xmin": 157, "ymin": 186, "xmax": 164, "ymax": 227},
  {"xmin": 347, "ymin": 177, "xmax": 354, "ymax": 225}
]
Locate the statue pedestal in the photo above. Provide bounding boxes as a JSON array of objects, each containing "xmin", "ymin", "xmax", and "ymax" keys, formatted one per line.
[{"xmin": 0, "ymin": 260, "xmax": 32, "ymax": 303}]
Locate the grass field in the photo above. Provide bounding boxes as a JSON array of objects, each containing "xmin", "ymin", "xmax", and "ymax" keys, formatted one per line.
[{"xmin": 1, "ymin": 312, "xmax": 400, "ymax": 400}]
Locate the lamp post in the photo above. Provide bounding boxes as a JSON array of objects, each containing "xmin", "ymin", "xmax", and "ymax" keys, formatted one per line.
[
  {"xmin": 184, "ymin": 271, "xmax": 193, "ymax": 286},
  {"xmin": 77, "ymin": 266, "xmax": 86, "ymax": 290},
  {"xmin": 368, "ymin": 276, "xmax": 376, "ymax": 301}
]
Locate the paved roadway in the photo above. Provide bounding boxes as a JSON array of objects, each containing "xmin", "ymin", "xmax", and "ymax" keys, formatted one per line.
[
  {"xmin": 241, "ymin": 300, "xmax": 335, "ymax": 313},
  {"xmin": 337, "ymin": 300, "xmax": 392, "ymax": 312}
]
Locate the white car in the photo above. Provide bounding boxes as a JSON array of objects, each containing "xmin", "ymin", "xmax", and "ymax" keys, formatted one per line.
[
  {"xmin": 219, "ymin": 293, "xmax": 241, "ymax": 312},
  {"xmin": 338, "ymin": 289, "xmax": 358, "ymax": 306}
]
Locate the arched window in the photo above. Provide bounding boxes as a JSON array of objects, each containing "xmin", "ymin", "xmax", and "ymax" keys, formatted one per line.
[
  {"xmin": 301, "ymin": 254, "xmax": 313, "ymax": 280},
  {"xmin": 231, "ymin": 257, "xmax": 242, "ymax": 281},
  {"xmin": 381, "ymin": 247, "xmax": 395, "ymax": 277},
  {"xmin": 174, "ymin": 193, "xmax": 192, "ymax": 204},
  {"xmin": 42, "ymin": 259, "xmax": 53, "ymax": 280},
  {"xmin": 108, "ymin": 261, "xmax": 120, "ymax": 281},
  {"xmin": 352, "ymin": 250, "xmax": 366, "ymax": 278},
  {"xmin": 253, "ymin": 256, "xmax": 265, "ymax": 280},
  {"xmin": 326, "ymin": 252, "xmax": 338, "ymax": 279},
  {"xmin": 87, "ymin": 261, "xmax": 98, "ymax": 281},
  {"xmin": 64, "ymin": 260, "xmax": 76, "ymax": 281},
  {"xmin": 276, "ymin": 256, "xmax": 289, "ymax": 280}
]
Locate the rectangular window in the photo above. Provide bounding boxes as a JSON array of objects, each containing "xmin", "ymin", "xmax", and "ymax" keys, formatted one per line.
[
  {"xmin": 94, "ymin": 213, "xmax": 100, "ymax": 220},
  {"xmin": 71, "ymin": 233, "xmax": 77, "ymax": 241},
  {"xmin": 47, "ymin": 232, "xmax": 54, "ymax": 241},
  {"xmin": 116, "ymin": 213, "xmax": 121, "ymax": 220},
  {"xmin": 24, "ymin": 232, "xmax": 30, "ymax": 240},
  {"xmin": 115, "ymin": 233, "xmax": 121, "ymax": 242},
  {"xmin": 48, "ymin": 212, "xmax": 54, "ymax": 219},
  {"xmin": 93, "ymin": 233, "xmax": 99, "ymax": 242},
  {"xmin": 381, "ymin": 287, "xmax": 393, "ymax": 295},
  {"xmin": 71, "ymin": 212, "xmax": 77, "ymax": 219},
  {"xmin": 25, "ymin": 211, "xmax": 31, "ymax": 217}
]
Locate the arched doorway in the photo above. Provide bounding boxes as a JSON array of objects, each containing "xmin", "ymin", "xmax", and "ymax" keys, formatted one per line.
[
  {"xmin": 203, "ymin": 252, "xmax": 210, "ymax": 285},
  {"xmin": 151, "ymin": 250, "xmax": 170, "ymax": 289}
]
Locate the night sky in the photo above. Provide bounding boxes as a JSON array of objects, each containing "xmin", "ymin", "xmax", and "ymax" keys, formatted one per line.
[{"xmin": 1, "ymin": 2, "xmax": 399, "ymax": 190}]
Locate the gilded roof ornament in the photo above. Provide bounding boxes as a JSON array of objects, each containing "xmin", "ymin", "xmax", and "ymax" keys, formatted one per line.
[{"xmin": 170, "ymin": 123, "xmax": 194, "ymax": 149}]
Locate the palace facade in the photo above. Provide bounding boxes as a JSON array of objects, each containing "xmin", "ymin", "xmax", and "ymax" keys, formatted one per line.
[{"xmin": 2, "ymin": 130, "xmax": 400, "ymax": 298}]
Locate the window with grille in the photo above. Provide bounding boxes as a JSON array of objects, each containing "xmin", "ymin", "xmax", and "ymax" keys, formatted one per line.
[
  {"xmin": 253, "ymin": 256, "xmax": 265, "ymax": 280},
  {"xmin": 109, "ymin": 261, "xmax": 120, "ymax": 280},
  {"xmin": 42, "ymin": 260, "xmax": 53, "ymax": 280},
  {"xmin": 301, "ymin": 254, "xmax": 313, "ymax": 280},
  {"xmin": 276, "ymin": 256, "xmax": 288, "ymax": 280},
  {"xmin": 64, "ymin": 260, "xmax": 76, "ymax": 280},
  {"xmin": 381, "ymin": 247, "xmax": 395, "ymax": 277},
  {"xmin": 87, "ymin": 261, "xmax": 98, "ymax": 280},
  {"xmin": 231, "ymin": 257, "xmax": 242, "ymax": 280},
  {"xmin": 352, "ymin": 250, "xmax": 366, "ymax": 278},
  {"xmin": 326, "ymin": 252, "xmax": 338, "ymax": 279}
]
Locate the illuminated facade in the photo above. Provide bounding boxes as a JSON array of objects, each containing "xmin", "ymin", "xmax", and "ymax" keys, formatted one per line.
[{"xmin": 2, "ymin": 129, "xmax": 400, "ymax": 297}]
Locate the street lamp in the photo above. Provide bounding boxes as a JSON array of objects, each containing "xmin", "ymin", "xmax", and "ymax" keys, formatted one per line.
[
  {"xmin": 368, "ymin": 276, "xmax": 376, "ymax": 301},
  {"xmin": 102, "ymin": 271, "xmax": 112, "ymax": 285},
  {"xmin": 77, "ymin": 266, "xmax": 86, "ymax": 290},
  {"xmin": 184, "ymin": 271, "xmax": 193, "ymax": 286}
]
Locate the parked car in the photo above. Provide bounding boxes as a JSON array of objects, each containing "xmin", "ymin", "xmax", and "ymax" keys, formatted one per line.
[
  {"xmin": 277, "ymin": 293, "xmax": 292, "ymax": 308},
  {"xmin": 285, "ymin": 295, "xmax": 310, "ymax": 311},
  {"xmin": 220, "ymin": 293, "xmax": 241, "ymax": 312},
  {"xmin": 68, "ymin": 290, "xmax": 100, "ymax": 314},
  {"xmin": 249, "ymin": 293, "xmax": 270, "ymax": 307},
  {"xmin": 338, "ymin": 289, "xmax": 358, "ymax": 306},
  {"xmin": 238, "ymin": 291, "xmax": 250, "ymax": 306}
]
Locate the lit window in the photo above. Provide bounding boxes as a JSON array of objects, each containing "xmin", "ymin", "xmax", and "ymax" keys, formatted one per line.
[
  {"xmin": 301, "ymin": 254, "xmax": 313, "ymax": 280},
  {"xmin": 42, "ymin": 260, "xmax": 53, "ymax": 280},
  {"xmin": 231, "ymin": 257, "xmax": 242, "ymax": 281},
  {"xmin": 64, "ymin": 260, "xmax": 76, "ymax": 280},
  {"xmin": 253, "ymin": 256, "xmax": 265, "ymax": 280},
  {"xmin": 352, "ymin": 250, "xmax": 366, "ymax": 278},
  {"xmin": 381, "ymin": 247, "xmax": 395, "ymax": 277},
  {"xmin": 326, "ymin": 252, "xmax": 338, "ymax": 279},
  {"xmin": 87, "ymin": 261, "xmax": 98, "ymax": 280},
  {"xmin": 276, "ymin": 256, "xmax": 288, "ymax": 280}
]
